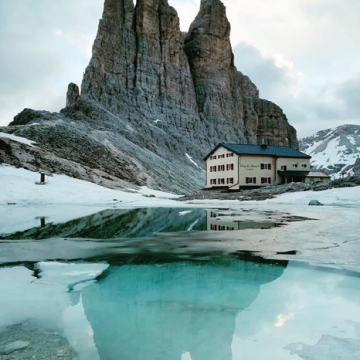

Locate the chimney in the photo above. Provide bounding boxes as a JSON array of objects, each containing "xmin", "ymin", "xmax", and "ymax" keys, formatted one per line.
[{"xmin": 261, "ymin": 139, "xmax": 267, "ymax": 149}]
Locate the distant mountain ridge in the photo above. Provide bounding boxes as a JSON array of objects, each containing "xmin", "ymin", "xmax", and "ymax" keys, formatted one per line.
[{"xmin": 300, "ymin": 124, "xmax": 360, "ymax": 178}]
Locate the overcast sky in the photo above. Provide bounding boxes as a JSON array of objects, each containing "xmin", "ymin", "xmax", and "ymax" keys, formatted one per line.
[{"xmin": 0, "ymin": 0, "xmax": 359, "ymax": 137}]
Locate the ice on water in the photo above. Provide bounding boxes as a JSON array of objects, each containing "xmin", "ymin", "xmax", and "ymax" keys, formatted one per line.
[{"xmin": 1, "ymin": 260, "xmax": 360, "ymax": 360}]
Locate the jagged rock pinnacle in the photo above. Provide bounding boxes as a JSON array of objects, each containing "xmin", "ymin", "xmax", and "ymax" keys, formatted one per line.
[
  {"xmin": 66, "ymin": 83, "xmax": 80, "ymax": 108},
  {"xmin": 3, "ymin": 0, "xmax": 300, "ymax": 195}
]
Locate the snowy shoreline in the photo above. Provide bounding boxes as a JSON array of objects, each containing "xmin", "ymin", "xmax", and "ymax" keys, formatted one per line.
[{"xmin": 1, "ymin": 165, "xmax": 360, "ymax": 273}]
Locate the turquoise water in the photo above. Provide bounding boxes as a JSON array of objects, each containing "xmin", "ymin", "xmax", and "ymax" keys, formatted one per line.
[
  {"xmin": 1, "ymin": 257, "xmax": 360, "ymax": 360},
  {"xmin": 1, "ymin": 206, "xmax": 359, "ymax": 359}
]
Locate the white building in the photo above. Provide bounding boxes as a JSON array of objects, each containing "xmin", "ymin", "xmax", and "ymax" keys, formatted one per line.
[{"xmin": 204, "ymin": 143, "xmax": 312, "ymax": 190}]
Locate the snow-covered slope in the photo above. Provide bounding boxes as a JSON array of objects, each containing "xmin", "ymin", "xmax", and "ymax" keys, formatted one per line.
[
  {"xmin": 0, "ymin": 165, "xmax": 180, "ymax": 206},
  {"xmin": 300, "ymin": 124, "xmax": 360, "ymax": 178}
]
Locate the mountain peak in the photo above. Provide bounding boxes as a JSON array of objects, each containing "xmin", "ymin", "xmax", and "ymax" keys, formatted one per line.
[
  {"xmin": 3, "ymin": 0, "xmax": 300, "ymax": 194},
  {"xmin": 300, "ymin": 124, "xmax": 360, "ymax": 178}
]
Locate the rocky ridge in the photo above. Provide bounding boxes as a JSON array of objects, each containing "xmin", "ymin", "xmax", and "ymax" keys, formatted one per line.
[
  {"xmin": 1, "ymin": 0, "xmax": 298, "ymax": 194},
  {"xmin": 300, "ymin": 124, "xmax": 360, "ymax": 178}
]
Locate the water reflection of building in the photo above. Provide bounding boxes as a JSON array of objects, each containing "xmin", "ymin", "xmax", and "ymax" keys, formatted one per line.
[
  {"xmin": 81, "ymin": 260, "xmax": 286, "ymax": 360},
  {"xmin": 206, "ymin": 211, "xmax": 281, "ymax": 232}
]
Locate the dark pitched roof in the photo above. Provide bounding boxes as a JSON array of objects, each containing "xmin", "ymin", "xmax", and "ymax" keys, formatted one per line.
[{"xmin": 204, "ymin": 143, "xmax": 311, "ymax": 160}]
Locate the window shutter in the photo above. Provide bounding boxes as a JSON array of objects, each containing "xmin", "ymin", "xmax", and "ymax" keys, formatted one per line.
[
  {"xmin": 261, "ymin": 163, "xmax": 264, "ymax": 170},
  {"xmin": 269, "ymin": 164, "xmax": 271, "ymax": 170},
  {"xmin": 254, "ymin": 177, "xmax": 257, "ymax": 184}
]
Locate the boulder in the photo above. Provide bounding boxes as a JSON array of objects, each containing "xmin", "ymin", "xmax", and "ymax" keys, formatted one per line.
[{"xmin": 309, "ymin": 200, "xmax": 324, "ymax": 206}]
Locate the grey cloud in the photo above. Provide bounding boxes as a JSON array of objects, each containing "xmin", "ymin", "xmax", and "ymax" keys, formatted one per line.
[
  {"xmin": 233, "ymin": 43, "xmax": 289, "ymax": 99},
  {"xmin": 336, "ymin": 75, "xmax": 360, "ymax": 117},
  {"xmin": 233, "ymin": 42, "xmax": 360, "ymax": 137},
  {"xmin": 0, "ymin": 0, "xmax": 103, "ymax": 126}
]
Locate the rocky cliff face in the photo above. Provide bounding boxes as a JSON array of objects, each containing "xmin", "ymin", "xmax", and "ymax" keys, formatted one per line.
[
  {"xmin": 184, "ymin": 0, "xmax": 297, "ymax": 147},
  {"xmin": 2, "ymin": 0, "xmax": 299, "ymax": 194}
]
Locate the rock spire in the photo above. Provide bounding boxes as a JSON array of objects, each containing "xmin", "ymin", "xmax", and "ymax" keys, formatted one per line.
[{"xmin": 5, "ymin": 0, "xmax": 300, "ymax": 194}]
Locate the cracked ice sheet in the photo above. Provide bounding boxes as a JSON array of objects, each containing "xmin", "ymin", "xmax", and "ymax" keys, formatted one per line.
[
  {"xmin": 221, "ymin": 206, "xmax": 360, "ymax": 271},
  {"xmin": 185, "ymin": 186, "xmax": 360, "ymax": 272},
  {"xmin": 0, "ymin": 262, "xmax": 108, "ymax": 360}
]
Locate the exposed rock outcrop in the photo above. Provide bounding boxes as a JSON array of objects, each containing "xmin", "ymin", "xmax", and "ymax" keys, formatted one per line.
[
  {"xmin": 66, "ymin": 83, "xmax": 80, "ymax": 107},
  {"xmin": 184, "ymin": 0, "xmax": 297, "ymax": 147},
  {"xmin": 2, "ymin": 0, "xmax": 300, "ymax": 194},
  {"xmin": 81, "ymin": 0, "xmax": 199, "ymax": 123}
]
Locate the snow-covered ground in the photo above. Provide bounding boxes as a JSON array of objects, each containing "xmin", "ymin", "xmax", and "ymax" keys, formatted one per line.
[
  {"xmin": 0, "ymin": 165, "xmax": 179, "ymax": 206},
  {"xmin": 266, "ymin": 185, "xmax": 360, "ymax": 206},
  {"xmin": 0, "ymin": 166, "xmax": 185, "ymax": 235}
]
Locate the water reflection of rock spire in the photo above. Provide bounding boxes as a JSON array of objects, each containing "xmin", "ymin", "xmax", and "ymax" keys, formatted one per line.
[{"xmin": 81, "ymin": 260, "xmax": 286, "ymax": 360}]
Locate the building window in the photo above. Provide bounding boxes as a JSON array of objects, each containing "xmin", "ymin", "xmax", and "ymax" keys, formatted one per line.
[
  {"xmin": 211, "ymin": 224, "xmax": 217, "ymax": 231},
  {"xmin": 210, "ymin": 179, "xmax": 217, "ymax": 185},
  {"xmin": 218, "ymin": 165, "xmax": 225, "ymax": 172},
  {"xmin": 281, "ymin": 165, "xmax": 287, "ymax": 171},
  {"xmin": 219, "ymin": 225, "xmax": 226, "ymax": 231},
  {"xmin": 210, "ymin": 212, "xmax": 217, "ymax": 218},
  {"xmin": 246, "ymin": 177, "xmax": 257, "ymax": 184},
  {"xmin": 302, "ymin": 164, "xmax": 307, "ymax": 168},
  {"xmin": 227, "ymin": 177, "xmax": 234, "ymax": 184},
  {"xmin": 218, "ymin": 178, "xmax": 225, "ymax": 185},
  {"xmin": 293, "ymin": 163, "xmax": 298, "ymax": 168},
  {"xmin": 218, "ymin": 154, "xmax": 225, "ymax": 159},
  {"xmin": 226, "ymin": 153, "xmax": 234, "ymax": 158},
  {"xmin": 261, "ymin": 163, "xmax": 272, "ymax": 170},
  {"xmin": 212, "ymin": 155, "xmax": 217, "ymax": 160},
  {"xmin": 226, "ymin": 164, "xmax": 235, "ymax": 171},
  {"xmin": 261, "ymin": 177, "xmax": 272, "ymax": 184}
]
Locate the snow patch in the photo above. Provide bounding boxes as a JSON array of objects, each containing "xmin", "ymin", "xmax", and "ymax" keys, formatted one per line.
[
  {"xmin": 179, "ymin": 210, "xmax": 193, "ymax": 216},
  {"xmin": 187, "ymin": 219, "xmax": 199, "ymax": 231},
  {"xmin": 185, "ymin": 153, "xmax": 203, "ymax": 170},
  {"xmin": 138, "ymin": 186, "xmax": 180, "ymax": 199},
  {"xmin": 0, "ymin": 132, "xmax": 36, "ymax": 147}
]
